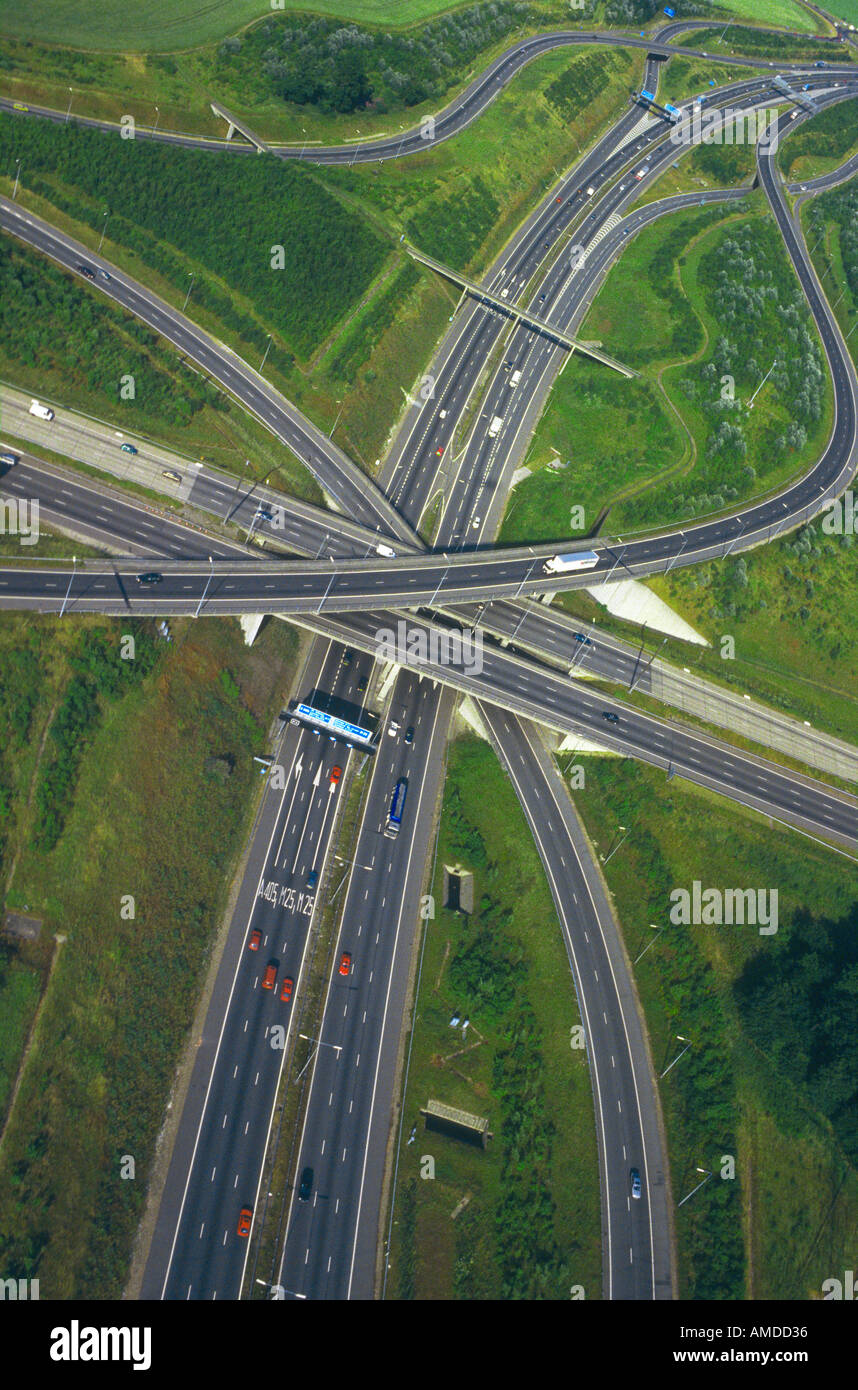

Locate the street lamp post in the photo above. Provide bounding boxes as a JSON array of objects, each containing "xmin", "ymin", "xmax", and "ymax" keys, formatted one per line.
[
  {"xmin": 183, "ymin": 272, "xmax": 195, "ymax": 312},
  {"xmin": 153, "ymin": 105, "xmax": 160, "ymax": 135},
  {"xmin": 12, "ymin": 159, "xmax": 22, "ymax": 200},
  {"xmin": 66, "ymin": 88, "xmax": 73, "ymax": 123},
  {"xmin": 678, "ymin": 1167, "xmax": 712, "ymax": 1208},
  {"xmin": 194, "ymin": 556, "xmax": 214, "ymax": 618},
  {"xmin": 660, "ymin": 1035, "xmax": 692, "ymax": 1079},
  {"xmin": 260, "ymin": 334, "xmax": 272, "ymax": 372},
  {"xmin": 60, "ymin": 556, "xmax": 77, "ymax": 617},
  {"xmin": 603, "ymin": 825, "xmax": 629, "ymax": 864},
  {"xmin": 98, "ymin": 211, "xmax": 109, "ymax": 253},
  {"xmin": 634, "ymin": 924, "xmax": 665, "ymax": 965}
]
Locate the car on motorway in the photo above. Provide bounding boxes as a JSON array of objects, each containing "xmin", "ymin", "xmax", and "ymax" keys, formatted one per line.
[
  {"xmin": 404, "ymin": 726, "xmax": 414, "ymax": 745},
  {"xmin": 573, "ymin": 632, "xmax": 592, "ymax": 645},
  {"xmin": 388, "ymin": 720, "xmax": 400, "ymax": 738},
  {"xmin": 435, "ymin": 446, "xmax": 444, "ymax": 456},
  {"xmin": 13, "ymin": 102, "xmax": 28, "ymax": 111},
  {"xmin": 630, "ymin": 1168, "xmax": 642, "ymax": 1200},
  {"xmin": 338, "ymin": 950, "xmax": 352, "ymax": 977},
  {"xmin": 555, "ymin": 195, "xmax": 562, "ymax": 202},
  {"xmin": 100, "ymin": 270, "xmax": 111, "ymax": 281},
  {"xmin": 248, "ymin": 928, "xmax": 261, "ymax": 952},
  {"xmin": 0, "ymin": 451, "xmax": 19, "ymax": 468},
  {"xmin": 120, "ymin": 442, "xmax": 137, "ymax": 455},
  {"xmin": 135, "ymin": 572, "xmax": 163, "ymax": 585},
  {"xmin": 237, "ymin": 1207, "xmax": 253, "ymax": 1237},
  {"xmin": 330, "ymin": 765, "xmax": 342, "ymax": 787},
  {"xmin": 261, "ymin": 961, "xmax": 278, "ymax": 990},
  {"xmin": 255, "ymin": 505, "xmax": 274, "ymax": 522},
  {"xmin": 280, "ymin": 976, "xmax": 294, "ymax": 1003},
  {"xmin": 77, "ymin": 263, "xmax": 96, "ymax": 280},
  {"xmin": 306, "ymin": 869, "xmax": 318, "ymax": 890},
  {"xmin": 298, "ymin": 1166, "xmax": 314, "ymax": 1200},
  {"xmin": 357, "ymin": 674, "xmax": 368, "ymax": 693},
  {"xmin": 162, "ymin": 469, "xmax": 182, "ymax": 483},
  {"xmin": 343, "ymin": 648, "xmax": 353, "ymax": 664},
  {"xmin": 602, "ymin": 711, "xmax": 620, "ymax": 723},
  {"xmin": 539, "ymin": 292, "xmax": 546, "ymax": 301}
]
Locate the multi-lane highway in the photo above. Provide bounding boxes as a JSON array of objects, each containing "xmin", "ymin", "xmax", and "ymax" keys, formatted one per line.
[{"xmin": 4, "ymin": 17, "xmax": 858, "ymax": 1306}]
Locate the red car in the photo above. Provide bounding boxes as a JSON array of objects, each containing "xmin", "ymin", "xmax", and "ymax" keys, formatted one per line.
[
  {"xmin": 435, "ymin": 446, "xmax": 444, "ymax": 456},
  {"xmin": 248, "ymin": 928, "xmax": 261, "ymax": 951},
  {"xmin": 280, "ymin": 976, "xmax": 294, "ymax": 1003},
  {"xmin": 262, "ymin": 961, "xmax": 277, "ymax": 991},
  {"xmin": 338, "ymin": 951, "xmax": 352, "ymax": 978},
  {"xmin": 237, "ymin": 1207, "xmax": 252, "ymax": 1238},
  {"xmin": 330, "ymin": 765, "xmax": 342, "ymax": 787}
]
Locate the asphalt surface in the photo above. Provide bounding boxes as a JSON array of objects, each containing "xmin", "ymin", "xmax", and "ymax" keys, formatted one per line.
[
  {"xmin": 5, "ymin": 31, "xmax": 858, "ymax": 1305},
  {"xmin": 4, "ymin": 81, "xmax": 857, "ymax": 601}
]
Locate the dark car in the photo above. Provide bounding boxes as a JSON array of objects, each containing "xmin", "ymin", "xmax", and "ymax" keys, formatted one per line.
[
  {"xmin": 298, "ymin": 1166, "xmax": 314, "ymax": 1200},
  {"xmin": 573, "ymin": 632, "xmax": 592, "ymax": 646},
  {"xmin": 135, "ymin": 571, "xmax": 163, "ymax": 585},
  {"xmin": 602, "ymin": 711, "xmax": 620, "ymax": 724},
  {"xmin": 120, "ymin": 442, "xmax": 137, "ymax": 455},
  {"xmin": 100, "ymin": 270, "xmax": 111, "ymax": 281},
  {"xmin": 404, "ymin": 726, "xmax": 414, "ymax": 745},
  {"xmin": 343, "ymin": 648, "xmax": 353, "ymax": 665},
  {"xmin": 630, "ymin": 1168, "xmax": 642, "ymax": 1200},
  {"xmin": 357, "ymin": 675, "xmax": 368, "ymax": 693},
  {"xmin": 77, "ymin": 263, "xmax": 96, "ymax": 280},
  {"xmin": 306, "ymin": 869, "xmax": 318, "ymax": 890}
]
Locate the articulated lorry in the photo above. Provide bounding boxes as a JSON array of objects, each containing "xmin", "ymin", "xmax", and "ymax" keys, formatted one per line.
[{"xmin": 542, "ymin": 550, "xmax": 599, "ymax": 575}]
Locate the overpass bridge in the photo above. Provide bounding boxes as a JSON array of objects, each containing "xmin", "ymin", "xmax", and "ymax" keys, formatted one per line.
[
  {"xmin": 405, "ymin": 245, "xmax": 638, "ymax": 377},
  {"xmin": 209, "ymin": 101, "xmax": 270, "ymax": 153}
]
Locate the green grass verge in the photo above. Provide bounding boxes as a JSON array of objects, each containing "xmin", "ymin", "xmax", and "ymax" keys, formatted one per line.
[
  {"xmin": 0, "ymin": 236, "xmax": 321, "ymax": 500},
  {"xmin": 715, "ymin": 0, "xmax": 821, "ymax": 26},
  {"xmin": 0, "ymin": 612, "xmax": 301, "ymax": 1297},
  {"xmin": 502, "ymin": 197, "xmax": 833, "ymax": 541},
  {"xmin": 388, "ymin": 734, "xmax": 601, "ymax": 1300},
  {"xmin": 317, "ymin": 43, "xmax": 642, "ymax": 276},
  {"xmin": 560, "ymin": 751, "xmax": 858, "ymax": 1299},
  {"xmin": 0, "ymin": 939, "xmax": 45, "ymax": 1129},
  {"xmin": 778, "ymin": 98, "xmax": 858, "ymax": 183}
]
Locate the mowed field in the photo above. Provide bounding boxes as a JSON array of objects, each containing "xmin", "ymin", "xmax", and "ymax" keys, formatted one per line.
[{"xmin": 0, "ymin": 0, "xmax": 822, "ymax": 52}]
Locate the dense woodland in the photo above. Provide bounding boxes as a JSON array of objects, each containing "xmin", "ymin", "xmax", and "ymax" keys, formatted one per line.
[
  {"xmin": 736, "ymin": 906, "xmax": 858, "ymax": 1165},
  {"xmin": 0, "ymin": 239, "xmax": 222, "ymax": 426},
  {"xmin": 0, "ymin": 117, "xmax": 390, "ymax": 361},
  {"xmin": 217, "ymin": 2, "xmax": 537, "ymax": 116}
]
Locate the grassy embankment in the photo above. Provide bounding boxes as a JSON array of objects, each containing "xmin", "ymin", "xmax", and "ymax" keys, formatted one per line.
[
  {"xmin": 778, "ymin": 97, "xmax": 858, "ymax": 183},
  {"xmin": 388, "ymin": 735, "xmax": 601, "ymax": 1300},
  {"xmin": 500, "ymin": 195, "xmax": 833, "ymax": 542},
  {"xmin": 0, "ymin": 112, "xmax": 456, "ymax": 471},
  {"xmin": 561, "ymin": 751, "xmax": 858, "ymax": 1299},
  {"xmin": 0, "ymin": 611, "xmax": 301, "ymax": 1297},
  {"xmin": 0, "ymin": 2, "xmax": 573, "ymax": 141}
]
